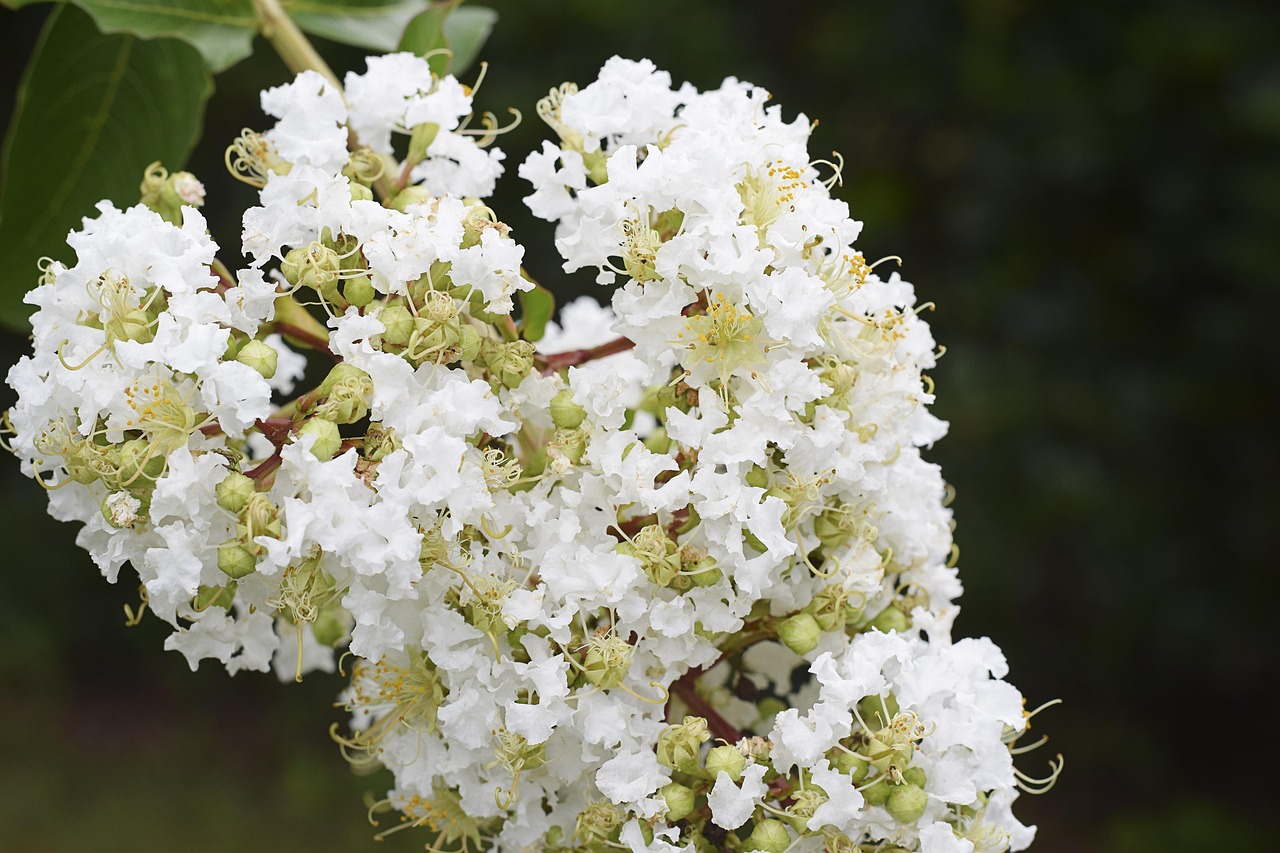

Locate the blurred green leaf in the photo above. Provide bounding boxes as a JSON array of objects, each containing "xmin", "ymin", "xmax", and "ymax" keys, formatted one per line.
[
  {"xmin": 3, "ymin": 0, "xmax": 259, "ymax": 72},
  {"xmin": 0, "ymin": 4, "xmax": 212, "ymax": 330},
  {"xmin": 444, "ymin": 6, "xmax": 495, "ymax": 75},
  {"xmin": 288, "ymin": 0, "xmax": 430, "ymax": 52},
  {"xmin": 517, "ymin": 283, "xmax": 554, "ymax": 343},
  {"xmin": 399, "ymin": 2, "xmax": 495, "ymax": 76}
]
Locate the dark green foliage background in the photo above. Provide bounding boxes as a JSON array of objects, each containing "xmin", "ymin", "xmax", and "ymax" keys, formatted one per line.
[{"xmin": 1, "ymin": 1, "xmax": 1275, "ymax": 849}]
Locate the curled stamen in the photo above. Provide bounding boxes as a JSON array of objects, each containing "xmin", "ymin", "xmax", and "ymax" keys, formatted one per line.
[{"xmin": 1014, "ymin": 754, "xmax": 1064, "ymax": 794}]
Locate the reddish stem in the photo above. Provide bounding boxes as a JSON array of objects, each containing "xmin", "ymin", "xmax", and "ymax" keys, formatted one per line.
[
  {"xmin": 537, "ymin": 336, "xmax": 635, "ymax": 373},
  {"xmin": 668, "ymin": 676, "xmax": 741, "ymax": 744},
  {"xmin": 273, "ymin": 322, "xmax": 339, "ymax": 360}
]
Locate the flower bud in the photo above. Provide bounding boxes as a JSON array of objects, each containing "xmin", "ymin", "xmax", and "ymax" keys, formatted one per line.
[
  {"xmin": 389, "ymin": 186, "xmax": 433, "ymax": 211},
  {"xmin": 234, "ymin": 339, "xmax": 278, "ymax": 379},
  {"xmin": 457, "ymin": 324, "xmax": 482, "ymax": 362},
  {"xmin": 218, "ymin": 541, "xmax": 257, "ymax": 579},
  {"xmin": 885, "ymin": 783, "xmax": 928, "ymax": 824},
  {"xmin": 705, "ymin": 744, "xmax": 746, "ymax": 782},
  {"xmin": 311, "ymin": 604, "xmax": 351, "ymax": 647},
  {"xmin": 661, "ymin": 782, "xmax": 696, "ymax": 822},
  {"xmin": 829, "ymin": 748, "xmax": 869, "ymax": 783},
  {"xmin": 778, "ymin": 612, "xmax": 822, "ymax": 655},
  {"xmin": 861, "ymin": 777, "xmax": 891, "ymax": 807},
  {"xmin": 297, "ymin": 417, "xmax": 341, "ymax": 460},
  {"xmin": 870, "ymin": 605, "xmax": 910, "ymax": 635},
  {"xmin": 343, "ymin": 275, "xmax": 376, "ymax": 308},
  {"xmin": 550, "ymin": 389, "xmax": 586, "ymax": 429},
  {"xmin": 377, "ymin": 305, "xmax": 415, "ymax": 347},
  {"xmin": 901, "ymin": 767, "xmax": 927, "ymax": 788},
  {"xmin": 408, "ymin": 122, "xmax": 441, "ymax": 163},
  {"xmin": 744, "ymin": 819, "xmax": 791, "ymax": 853},
  {"xmin": 216, "ymin": 471, "xmax": 256, "ymax": 513},
  {"xmin": 657, "ymin": 717, "xmax": 710, "ymax": 773}
]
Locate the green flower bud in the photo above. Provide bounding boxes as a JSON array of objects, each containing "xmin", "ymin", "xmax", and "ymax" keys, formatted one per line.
[
  {"xmin": 582, "ymin": 634, "xmax": 634, "ymax": 689},
  {"xmin": 297, "ymin": 417, "xmax": 341, "ymax": 460},
  {"xmin": 377, "ymin": 304, "xmax": 416, "ymax": 347},
  {"xmin": 657, "ymin": 717, "xmax": 710, "ymax": 773},
  {"xmin": 744, "ymin": 819, "xmax": 791, "ymax": 853},
  {"xmin": 705, "ymin": 744, "xmax": 746, "ymax": 781},
  {"xmin": 660, "ymin": 782, "xmax": 696, "ymax": 822},
  {"xmin": 311, "ymin": 604, "xmax": 351, "ymax": 646},
  {"xmin": 885, "ymin": 783, "xmax": 928, "ymax": 824},
  {"xmin": 457, "ymin": 324, "xmax": 482, "ymax": 362},
  {"xmin": 778, "ymin": 612, "xmax": 822, "ymax": 655},
  {"xmin": 218, "ymin": 541, "xmax": 257, "ymax": 579},
  {"xmin": 861, "ymin": 777, "xmax": 891, "ymax": 807},
  {"xmin": 234, "ymin": 339, "xmax": 278, "ymax": 379},
  {"xmin": 550, "ymin": 389, "xmax": 586, "ymax": 429},
  {"xmin": 828, "ymin": 748, "xmax": 870, "ymax": 783},
  {"xmin": 389, "ymin": 186, "xmax": 433, "ymax": 211},
  {"xmin": 901, "ymin": 767, "xmax": 927, "ymax": 788},
  {"xmin": 408, "ymin": 122, "xmax": 441, "ymax": 163},
  {"xmin": 114, "ymin": 438, "xmax": 165, "ymax": 486},
  {"xmin": 193, "ymin": 581, "xmax": 237, "ymax": 611},
  {"xmin": 216, "ymin": 471, "xmax": 256, "ymax": 513},
  {"xmin": 870, "ymin": 606, "xmax": 910, "ymax": 635},
  {"xmin": 343, "ymin": 274, "xmax": 376, "ymax": 308},
  {"xmin": 856, "ymin": 694, "xmax": 900, "ymax": 729}
]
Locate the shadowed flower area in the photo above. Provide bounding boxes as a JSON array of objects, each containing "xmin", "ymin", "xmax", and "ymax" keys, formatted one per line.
[{"xmin": 0, "ymin": 1, "xmax": 1274, "ymax": 851}]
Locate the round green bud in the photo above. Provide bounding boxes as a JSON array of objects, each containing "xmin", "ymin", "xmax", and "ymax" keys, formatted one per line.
[
  {"xmin": 901, "ymin": 767, "xmax": 927, "ymax": 788},
  {"xmin": 218, "ymin": 541, "xmax": 257, "ymax": 579},
  {"xmin": 744, "ymin": 819, "xmax": 791, "ymax": 853},
  {"xmin": 660, "ymin": 782, "xmax": 696, "ymax": 822},
  {"xmin": 885, "ymin": 783, "xmax": 928, "ymax": 824},
  {"xmin": 297, "ymin": 417, "xmax": 341, "ymax": 461},
  {"xmin": 861, "ymin": 777, "xmax": 891, "ymax": 807},
  {"xmin": 377, "ymin": 304, "xmax": 415, "ymax": 347},
  {"xmin": 115, "ymin": 438, "xmax": 166, "ymax": 485},
  {"xmin": 778, "ymin": 612, "xmax": 822, "ymax": 655},
  {"xmin": 457, "ymin": 324, "xmax": 482, "ymax": 363},
  {"xmin": 870, "ymin": 605, "xmax": 910, "ymax": 635},
  {"xmin": 829, "ymin": 748, "xmax": 869, "ymax": 783},
  {"xmin": 389, "ymin": 186, "xmax": 433, "ymax": 211},
  {"xmin": 234, "ymin": 339, "xmax": 278, "ymax": 379},
  {"xmin": 550, "ymin": 389, "xmax": 586, "ymax": 429},
  {"xmin": 343, "ymin": 275, "xmax": 376, "ymax": 308},
  {"xmin": 311, "ymin": 605, "xmax": 350, "ymax": 647},
  {"xmin": 216, "ymin": 471, "xmax": 256, "ymax": 514},
  {"xmin": 705, "ymin": 744, "xmax": 746, "ymax": 782}
]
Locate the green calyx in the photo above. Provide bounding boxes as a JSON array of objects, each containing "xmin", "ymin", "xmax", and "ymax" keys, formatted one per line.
[
  {"xmin": 744, "ymin": 819, "xmax": 792, "ymax": 853},
  {"xmin": 657, "ymin": 716, "xmax": 710, "ymax": 774},
  {"xmin": 297, "ymin": 417, "xmax": 341, "ymax": 460},
  {"xmin": 235, "ymin": 339, "xmax": 278, "ymax": 379},
  {"xmin": 779, "ymin": 611, "xmax": 822, "ymax": 655},
  {"xmin": 705, "ymin": 744, "xmax": 746, "ymax": 781}
]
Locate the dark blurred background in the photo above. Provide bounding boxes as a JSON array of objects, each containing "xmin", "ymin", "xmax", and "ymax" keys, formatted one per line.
[{"xmin": 2, "ymin": 1, "xmax": 1276, "ymax": 850}]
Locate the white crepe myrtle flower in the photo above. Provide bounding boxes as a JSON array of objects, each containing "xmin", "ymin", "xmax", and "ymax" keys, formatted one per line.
[{"xmin": 4, "ymin": 52, "xmax": 1059, "ymax": 853}]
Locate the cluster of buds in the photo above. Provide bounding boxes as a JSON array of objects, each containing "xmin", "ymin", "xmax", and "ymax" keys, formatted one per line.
[{"xmin": 4, "ymin": 53, "xmax": 1057, "ymax": 852}]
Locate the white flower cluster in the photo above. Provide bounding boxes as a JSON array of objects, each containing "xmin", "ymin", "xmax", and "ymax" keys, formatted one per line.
[{"xmin": 5, "ymin": 54, "xmax": 1056, "ymax": 853}]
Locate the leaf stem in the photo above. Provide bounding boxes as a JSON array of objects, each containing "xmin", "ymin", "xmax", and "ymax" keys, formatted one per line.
[{"xmin": 253, "ymin": 0, "xmax": 342, "ymax": 90}]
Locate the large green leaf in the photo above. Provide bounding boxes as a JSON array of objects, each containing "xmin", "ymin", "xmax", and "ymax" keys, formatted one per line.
[
  {"xmin": 517, "ymin": 283, "xmax": 555, "ymax": 343},
  {"xmin": 0, "ymin": 4, "xmax": 213, "ymax": 330},
  {"xmin": 2, "ymin": 0, "xmax": 259, "ymax": 72},
  {"xmin": 400, "ymin": 2, "xmax": 496, "ymax": 76},
  {"xmin": 288, "ymin": 0, "xmax": 429, "ymax": 53}
]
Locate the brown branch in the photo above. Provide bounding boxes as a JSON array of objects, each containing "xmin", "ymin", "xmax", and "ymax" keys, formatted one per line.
[
  {"xmin": 668, "ymin": 676, "xmax": 741, "ymax": 744},
  {"xmin": 273, "ymin": 322, "xmax": 339, "ymax": 360},
  {"xmin": 537, "ymin": 336, "xmax": 635, "ymax": 374}
]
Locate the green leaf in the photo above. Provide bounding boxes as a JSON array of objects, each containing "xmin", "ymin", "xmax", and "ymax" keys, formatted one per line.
[
  {"xmin": 517, "ymin": 283, "xmax": 555, "ymax": 343},
  {"xmin": 443, "ymin": 6, "xmax": 495, "ymax": 75},
  {"xmin": 288, "ymin": 0, "xmax": 430, "ymax": 53},
  {"xmin": 0, "ymin": 4, "xmax": 213, "ymax": 330},
  {"xmin": 400, "ymin": 2, "xmax": 495, "ymax": 77},
  {"xmin": 72, "ymin": 0, "xmax": 256, "ymax": 73}
]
